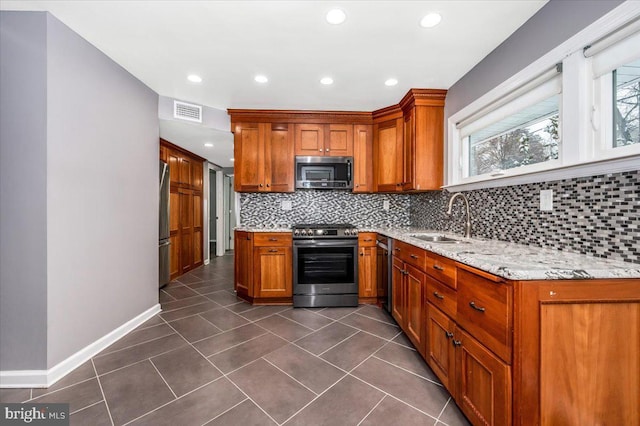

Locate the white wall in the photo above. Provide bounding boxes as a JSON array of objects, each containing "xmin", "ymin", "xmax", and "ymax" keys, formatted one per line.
[
  {"xmin": 0, "ymin": 11, "xmax": 49, "ymax": 371},
  {"xmin": 45, "ymin": 14, "xmax": 159, "ymax": 367}
]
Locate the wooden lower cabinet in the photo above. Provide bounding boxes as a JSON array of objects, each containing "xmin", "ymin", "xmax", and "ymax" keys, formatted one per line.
[
  {"xmin": 253, "ymin": 246, "xmax": 292, "ymax": 299},
  {"xmin": 234, "ymin": 231, "xmax": 292, "ymax": 304},
  {"xmin": 358, "ymin": 233, "xmax": 377, "ymax": 302},
  {"xmin": 392, "ymin": 256, "xmax": 426, "ymax": 357},
  {"xmin": 426, "ymin": 303, "xmax": 456, "ymax": 393}
]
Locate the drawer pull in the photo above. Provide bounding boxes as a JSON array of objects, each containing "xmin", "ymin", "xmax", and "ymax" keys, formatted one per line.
[
  {"xmin": 433, "ymin": 291, "xmax": 444, "ymax": 300},
  {"xmin": 268, "ymin": 249, "xmax": 279, "ymax": 253},
  {"xmin": 469, "ymin": 301, "xmax": 486, "ymax": 312},
  {"xmin": 452, "ymin": 339, "xmax": 462, "ymax": 347},
  {"xmin": 268, "ymin": 238, "xmax": 278, "ymax": 241},
  {"xmin": 395, "ymin": 248, "xmax": 401, "ymax": 251},
  {"xmin": 364, "ymin": 239, "xmax": 373, "ymax": 242},
  {"xmin": 433, "ymin": 265, "xmax": 444, "ymax": 271},
  {"xmin": 402, "ymin": 270, "xmax": 409, "ymax": 275},
  {"xmin": 445, "ymin": 331, "xmax": 454, "ymax": 338},
  {"xmin": 410, "ymin": 254, "xmax": 418, "ymax": 259}
]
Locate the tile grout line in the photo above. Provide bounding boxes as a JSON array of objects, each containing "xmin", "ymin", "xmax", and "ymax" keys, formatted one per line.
[
  {"xmin": 315, "ymin": 329, "xmax": 361, "ymax": 357},
  {"xmin": 90, "ymin": 358, "xmax": 115, "ymax": 426},
  {"xmin": 355, "ymin": 394, "xmax": 387, "ymax": 426},
  {"xmin": 261, "ymin": 357, "xmax": 319, "ymax": 396},
  {"xmin": 435, "ymin": 397, "xmax": 455, "ymax": 423},
  {"xmin": 149, "ymin": 358, "xmax": 178, "ymax": 399},
  {"xmin": 278, "ymin": 375, "xmax": 351, "ymax": 425},
  {"xmin": 68, "ymin": 399, "xmax": 105, "ymax": 416},
  {"xmin": 198, "ymin": 397, "xmax": 249, "ymax": 426},
  {"xmin": 371, "ymin": 355, "xmax": 444, "ymax": 387},
  {"xmin": 28, "ymin": 376, "xmax": 99, "ymax": 401},
  {"xmin": 352, "ymin": 311, "xmax": 402, "ymax": 327},
  {"xmin": 95, "ymin": 329, "xmax": 177, "ymax": 358}
]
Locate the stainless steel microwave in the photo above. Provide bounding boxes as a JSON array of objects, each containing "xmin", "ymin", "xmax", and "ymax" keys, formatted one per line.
[{"xmin": 295, "ymin": 156, "xmax": 353, "ymax": 189}]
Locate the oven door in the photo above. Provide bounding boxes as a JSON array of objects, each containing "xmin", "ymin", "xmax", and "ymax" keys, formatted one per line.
[{"xmin": 293, "ymin": 239, "xmax": 358, "ymax": 296}]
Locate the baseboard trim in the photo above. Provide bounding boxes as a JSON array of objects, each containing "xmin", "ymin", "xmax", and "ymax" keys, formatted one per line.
[{"xmin": 0, "ymin": 303, "xmax": 161, "ymax": 388}]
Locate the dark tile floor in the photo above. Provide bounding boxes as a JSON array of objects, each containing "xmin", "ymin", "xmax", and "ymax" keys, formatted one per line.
[{"xmin": 0, "ymin": 253, "xmax": 470, "ymax": 426}]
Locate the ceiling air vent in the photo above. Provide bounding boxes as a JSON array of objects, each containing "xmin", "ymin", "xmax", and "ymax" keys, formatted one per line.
[{"xmin": 173, "ymin": 100, "xmax": 202, "ymax": 123}]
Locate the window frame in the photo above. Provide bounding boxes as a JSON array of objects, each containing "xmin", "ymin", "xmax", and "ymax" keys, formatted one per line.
[{"xmin": 445, "ymin": 1, "xmax": 640, "ymax": 191}]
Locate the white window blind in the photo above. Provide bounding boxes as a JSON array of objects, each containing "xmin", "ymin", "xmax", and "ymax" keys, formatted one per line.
[{"xmin": 584, "ymin": 18, "xmax": 640, "ymax": 78}]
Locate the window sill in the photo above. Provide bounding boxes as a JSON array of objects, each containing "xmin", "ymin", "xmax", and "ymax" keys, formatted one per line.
[{"xmin": 443, "ymin": 154, "xmax": 640, "ymax": 192}]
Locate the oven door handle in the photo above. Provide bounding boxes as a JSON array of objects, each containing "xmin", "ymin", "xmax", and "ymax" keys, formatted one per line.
[{"xmin": 293, "ymin": 240, "xmax": 358, "ymax": 248}]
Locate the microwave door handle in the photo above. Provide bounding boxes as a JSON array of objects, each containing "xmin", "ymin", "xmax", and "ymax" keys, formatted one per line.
[{"xmin": 347, "ymin": 161, "xmax": 352, "ymax": 183}]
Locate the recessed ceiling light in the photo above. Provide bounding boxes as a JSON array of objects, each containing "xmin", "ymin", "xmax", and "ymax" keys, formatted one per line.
[
  {"xmin": 320, "ymin": 77, "xmax": 334, "ymax": 85},
  {"xmin": 385, "ymin": 78, "xmax": 398, "ymax": 87},
  {"xmin": 187, "ymin": 74, "xmax": 202, "ymax": 83},
  {"xmin": 204, "ymin": 143, "xmax": 213, "ymax": 148},
  {"xmin": 420, "ymin": 12, "xmax": 442, "ymax": 28},
  {"xmin": 326, "ymin": 9, "xmax": 346, "ymax": 25},
  {"xmin": 254, "ymin": 75, "xmax": 268, "ymax": 83}
]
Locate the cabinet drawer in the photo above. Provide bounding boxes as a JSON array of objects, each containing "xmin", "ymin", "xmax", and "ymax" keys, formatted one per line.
[
  {"xmin": 253, "ymin": 233, "xmax": 293, "ymax": 247},
  {"xmin": 456, "ymin": 268, "xmax": 512, "ymax": 363},
  {"xmin": 358, "ymin": 233, "xmax": 377, "ymax": 247},
  {"xmin": 393, "ymin": 240, "xmax": 426, "ymax": 270},
  {"xmin": 425, "ymin": 252, "xmax": 456, "ymax": 289},
  {"xmin": 426, "ymin": 276, "xmax": 457, "ymax": 319}
]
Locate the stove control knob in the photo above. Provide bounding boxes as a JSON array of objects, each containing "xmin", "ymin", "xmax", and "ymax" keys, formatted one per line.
[
  {"xmin": 352, "ymin": 229, "xmax": 358, "ymax": 235},
  {"xmin": 300, "ymin": 229, "xmax": 306, "ymax": 236},
  {"xmin": 316, "ymin": 229, "xmax": 324, "ymax": 236},
  {"xmin": 293, "ymin": 230, "xmax": 300, "ymax": 236},
  {"xmin": 306, "ymin": 229, "xmax": 312, "ymax": 236},
  {"xmin": 344, "ymin": 229, "xmax": 351, "ymax": 236}
]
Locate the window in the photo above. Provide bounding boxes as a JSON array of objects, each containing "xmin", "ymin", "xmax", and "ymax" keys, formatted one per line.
[
  {"xmin": 447, "ymin": 5, "xmax": 640, "ymax": 190},
  {"xmin": 613, "ymin": 60, "xmax": 640, "ymax": 148}
]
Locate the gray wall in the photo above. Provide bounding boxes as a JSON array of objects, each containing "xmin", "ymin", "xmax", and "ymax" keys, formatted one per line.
[
  {"xmin": 45, "ymin": 14, "xmax": 159, "ymax": 368},
  {"xmin": 0, "ymin": 11, "xmax": 159, "ymax": 371},
  {"xmin": 445, "ymin": 0, "xmax": 623, "ymax": 118},
  {"xmin": 0, "ymin": 12, "xmax": 49, "ymax": 370}
]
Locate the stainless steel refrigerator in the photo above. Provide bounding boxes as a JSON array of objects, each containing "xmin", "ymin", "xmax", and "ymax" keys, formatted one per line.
[{"xmin": 159, "ymin": 161, "xmax": 171, "ymax": 287}]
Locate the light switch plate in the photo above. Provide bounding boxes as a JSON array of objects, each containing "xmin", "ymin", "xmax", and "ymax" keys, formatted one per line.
[
  {"xmin": 281, "ymin": 200, "xmax": 292, "ymax": 210},
  {"xmin": 540, "ymin": 189, "xmax": 553, "ymax": 211},
  {"xmin": 383, "ymin": 200, "xmax": 390, "ymax": 210}
]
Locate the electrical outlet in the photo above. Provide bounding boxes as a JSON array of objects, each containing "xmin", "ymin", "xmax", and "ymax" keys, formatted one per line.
[
  {"xmin": 540, "ymin": 189, "xmax": 553, "ymax": 211},
  {"xmin": 281, "ymin": 200, "xmax": 292, "ymax": 211},
  {"xmin": 383, "ymin": 200, "xmax": 390, "ymax": 210}
]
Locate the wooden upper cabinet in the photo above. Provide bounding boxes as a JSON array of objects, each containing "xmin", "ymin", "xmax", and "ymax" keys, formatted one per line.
[
  {"xmin": 295, "ymin": 124, "xmax": 353, "ymax": 157},
  {"xmin": 192, "ymin": 159, "xmax": 203, "ymax": 191},
  {"xmin": 400, "ymin": 89, "xmax": 446, "ymax": 191},
  {"xmin": 326, "ymin": 124, "xmax": 353, "ymax": 156},
  {"xmin": 265, "ymin": 124, "xmax": 294, "ymax": 192},
  {"xmin": 353, "ymin": 124, "xmax": 372, "ymax": 192},
  {"xmin": 167, "ymin": 148, "xmax": 180, "ymax": 186},
  {"xmin": 234, "ymin": 122, "xmax": 293, "ymax": 192},
  {"xmin": 295, "ymin": 124, "xmax": 325, "ymax": 155},
  {"xmin": 373, "ymin": 117, "xmax": 404, "ymax": 192}
]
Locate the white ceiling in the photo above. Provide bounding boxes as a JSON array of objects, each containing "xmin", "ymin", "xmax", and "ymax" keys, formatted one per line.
[
  {"xmin": 160, "ymin": 120, "xmax": 235, "ymax": 168},
  {"xmin": 1, "ymin": 0, "xmax": 548, "ymax": 166}
]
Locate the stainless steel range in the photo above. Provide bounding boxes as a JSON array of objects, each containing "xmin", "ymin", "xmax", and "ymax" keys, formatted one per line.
[{"xmin": 292, "ymin": 223, "xmax": 359, "ymax": 308}]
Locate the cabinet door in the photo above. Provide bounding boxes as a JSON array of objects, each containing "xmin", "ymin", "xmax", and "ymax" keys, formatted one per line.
[
  {"xmin": 405, "ymin": 264, "xmax": 426, "ymax": 356},
  {"xmin": 402, "ymin": 107, "xmax": 416, "ymax": 191},
  {"xmin": 192, "ymin": 193, "xmax": 203, "ymax": 267},
  {"xmin": 326, "ymin": 124, "xmax": 353, "ymax": 156},
  {"xmin": 265, "ymin": 123, "xmax": 294, "ymax": 192},
  {"xmin": 169, "ymin": 191, "xmax": 180, "ymax": 279},
  {"xmin": 295, "ymin": 124, "xmax": 325, "ymax": 156},
  {"xmin": 391, "ymin": 257, "xmax": 406, "ymax": 328},
  {"xmin": 180, "ymin": 156, "xmax": 193, "ymax": 187},
  {"xmin": 456, "ymin": 327, "xmax": 511, "ymax": 426},
  {"xmin": 167, "ymin": 149, "xmax": 181, "ymax": 186},
  {"xmin": 179, "ymin": 188, "xmax": 194, "ymax": 273},
  {"xmin": 426, "ymin": 304, "xmax": 456, "ymax": 393},
  {"xmin": 253, "ymin": 246, "xmax": 292, "ymax": 298},
  {"xmin": 234, "ymin": 123, "xmax": 265, "ymax": 192},
  {"xmin": 374, "ymin": 118, "xmax": 403, "ymax": 192},
  {"xmin": 234, "ymin": 231, "xmax": 253, "ymax": 295},
  {"xmin": 192, "ymin": 159, "xmax": 203, "ymax": 191},
  {"xmin": 413, "ymin": 105, "xmax": 444, "ymax": 190},
  {"xmin": 358, "ymin": 246, "xmax": 377, "ymax": 299},
  {"xmin": 353, "ymin": 124, "xmax": 372, "ymax": 192}
]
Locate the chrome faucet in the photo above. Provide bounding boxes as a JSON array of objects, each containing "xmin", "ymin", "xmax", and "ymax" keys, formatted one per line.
[{"xmin": 446, "ymin": 192, "xmax": 472, "ymax": 238}]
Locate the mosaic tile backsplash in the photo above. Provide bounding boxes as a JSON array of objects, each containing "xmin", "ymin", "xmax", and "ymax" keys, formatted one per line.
[
  {"xmin": 239, "ymin": 170, "xmax": 638, "ymax": 264},
  {"xmin": 239, "ymin": 191, "xmax": 411, "ymax": 228},
  {"xmin": 411, "ymin": 170, "xmax": 639, "ymax": 264}
]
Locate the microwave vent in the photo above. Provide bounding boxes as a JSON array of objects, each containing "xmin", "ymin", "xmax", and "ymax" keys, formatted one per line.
[{"xmin": 173, "ymin": 101, "xmax": 202, "ymax": 123}]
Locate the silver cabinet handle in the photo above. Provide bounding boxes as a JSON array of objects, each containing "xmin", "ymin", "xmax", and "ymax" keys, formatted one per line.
[
  {"xmin": 445, "ymin": 331, "xmax": 454, "ymax": 338},
  {"xmin": 159, "ymin": 241, "xmax": 171, "ymax": 247},
  {"xmin": 469, "ymin": 301, "xmax": 486, "ymax": 312},
  {"xmin": 433, "ymin": 291, "xmax": 444, "ymax": 300},
  {"xmin": 325, "ymin": 148, "xmax": 330, "ymax": 152},
  {"xmin": 410, "ymin": 254, "xmax": 418, "ymax": 259},
  {"xmin": 268, "ymin": 238, "xmax": 278, "ymax": 241},
  {"xmin": 433, "ymin": 265, "xmax": 444, "ymax": 271},
  {"xmin": 319, "ymin": 148, "xmax": 323, "ymax": 152},
  {"xmin": 452, "ymin": 339, "xmax": 462, "ymax": 347},
  {"xmin": 268, "ymin": 249, "xmax": 279, "ymax": 253}
]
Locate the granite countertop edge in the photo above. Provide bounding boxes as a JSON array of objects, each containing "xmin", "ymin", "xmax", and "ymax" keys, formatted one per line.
[{"xmin": 234, "ymin": 226, "xmax": 640, "ymax": 280}]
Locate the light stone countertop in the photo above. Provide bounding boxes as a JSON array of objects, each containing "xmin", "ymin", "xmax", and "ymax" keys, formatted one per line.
[
  {"xmin": 235, "ymin": 226, "xmax": 640, "ymax": 280},
  {"xmin": 366, "ymin": 227, "xmax": 640, "ymax": 281}
]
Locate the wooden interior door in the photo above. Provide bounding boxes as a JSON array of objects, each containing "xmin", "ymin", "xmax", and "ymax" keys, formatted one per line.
[
  {"xmin": 326, "ymin": 124, "xmax": 353, "ymax": 156},
  {"xmin": 295, "ymin": 124, "xmax": 325, "ymax": 155},
  {"xmin": 179, "ymin": 188, "xmax": 194, "ymax": 273},
  {"xmin": 265, "ymin": 123, "xmax": 294, "ymax": 192}
]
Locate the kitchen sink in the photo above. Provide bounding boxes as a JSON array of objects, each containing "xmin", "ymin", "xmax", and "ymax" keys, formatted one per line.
[{"xmin": 409, "ymin": 234, "xmax": 466, "ymax": 244}]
